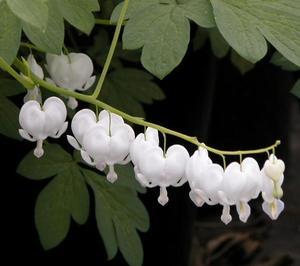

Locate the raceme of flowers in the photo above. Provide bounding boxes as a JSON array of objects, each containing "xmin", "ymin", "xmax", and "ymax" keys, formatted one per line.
[{"xmin": 18, "ymin": 54, "xmax": 285, "ymax": 224}]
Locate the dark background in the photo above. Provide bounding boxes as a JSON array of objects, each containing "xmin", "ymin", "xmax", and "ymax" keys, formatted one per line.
[{"xmin": 2, "ymin": 36, "xmax": 300, "ymax": 265}]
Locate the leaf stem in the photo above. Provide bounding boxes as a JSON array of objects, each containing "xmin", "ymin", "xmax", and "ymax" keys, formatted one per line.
[
  {"xmin": 95, "ymin": 18, "xmax": 126, "ymax": 26},
  {"xmin": 20, "ymin": 42, "xmax": 44, "ymax": 53},
  {"xmin": 8, "ymin": 57, "xmax": 282, "ymax": 157},
  {"xmin": 92, "ymin": 0, "xmax": 130, "ymax": 99}
]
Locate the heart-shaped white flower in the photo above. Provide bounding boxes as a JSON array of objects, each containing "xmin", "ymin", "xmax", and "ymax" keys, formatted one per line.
[
  {"xmin": 261, "ymin": 154, "xmax": 285, "ymax": 220},
  {"xmin": 23, "ymin": 54, "xmax": 43, "ymax": 103},
  {"xmin": 67, "ymin": 109, "xmax": 135, "ymax": 183},
  {"xmin": 130, "ymin": 127, "xmax": 160, "ymax": 187},
  {"xmin": 46, "ymin": 53, "xmax": 96, "ymax": 109},
  {"xmin": 19, "ymin": 96, "xmax": 68, "ymax": 158},
  {"xmin": 137, "ymin": 144, "xmax": 189, "ymax": 205},
  {"xmin": 186, "ymin": 147, "xmax": 223, "ymax": 207},
  {"xmin": 263, "ymin": 154, "xmax": 285, "ymax": 182},
  {"xmin": 218, "ymin": 158, "xmax": 262, "ymax": 224}
]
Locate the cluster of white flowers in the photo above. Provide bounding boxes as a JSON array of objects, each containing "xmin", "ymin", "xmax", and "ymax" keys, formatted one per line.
[
  {"xmin": 23, "ymin": 53, "xmax": 95, "ymax": 109},
  {"xmin": 18, "ymin": 53, "xmax": 285, "ymax": 224}
]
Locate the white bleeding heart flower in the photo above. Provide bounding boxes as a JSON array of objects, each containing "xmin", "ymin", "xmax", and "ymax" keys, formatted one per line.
[
  {"xmin": 23, "ymin": 54, "xmax": 43, "ymax": 103},
  {"xmin": 261, "ymin": 154, "xmax": 285, "ymax": 220},
  {"xmin": 185, "ymin": 147, "xmax": 223, "ymax": 207},
  {"xmin": 218, "ymin": 158, "xmax": 262, "ymax": 224},
  {"xmin": 19, "ymin": 97, "xmax": 68, "ymax": 158},
  {"xmin": 130, "ymin": 127, "xmax": 159, "ymax": 187},
  {"xmin": 136, "ymin": 144, "xmax": 189, "ymax": 206},
  {"xmin": 46, "ymin": 52, "xmax": 96, "ymax": 109},
  {"xmin": 263, "ymin": 154, "xmax": 285, "ymax": 182},
  {"xmin": 67, "ymin": 109, "xmax": 135, "ymax": 183}
]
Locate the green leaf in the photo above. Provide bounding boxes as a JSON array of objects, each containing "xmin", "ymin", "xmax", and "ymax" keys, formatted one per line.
[
  {"xmin": 17, "ymin": 144, "xmax": 73, "ymax": 180},
  {"xmin": 271, "ymin": 52, "xmax": 300, "ymax": 72},
  {"xmin": 85, "ymin": 169, "xmax": 149, "ymax": 266},
  {"xmin": 57, "ymin": 0, "xmax": 99, "ymax": 34},
  {"xmin": 114, "ymin": 216, "xmax": 144, "ymax": 266},
  {"xmin": 35, "ymin": 165, "xmax": 89, "ymax": 249},
  {"xmin": 102, "ymin": 68, "xmax": 165, "ymax": 117},
  {"xmin": 291, "ymin": 79, "xmax": 300, "ymax": 98},
  {"xmin": 210, "ymin": 0, "xmax": 300, "ymax": 66},
  {"xmin": 117, "ymin": 0, "xmax": 215, "ymax": 78},
  {"xmin": 179, "ymin": 0, "xmax": 215, "ymax": 28},
  {"xmin": 0, "ymin": 1, "xmax": 22, "ymax": 64},
  {"xmin": 230, "ymin": 50, "xmax": 254, "ymax": 75},
  {"xmin": 19, "ymin": 144, "xmax": 90, "ymax": 249},
  {"xmin": 0, "ymin": 94, "xmax": 21, "ymax": 140},
  {"xmin": 94, "ymin": 188, "xmax": 118, "ymax": 260},
  {"xmin": 69, "ymin": 166, "xmax": 90, "ymax": 225},
  {"xmin": 23, "ymin": 0, "xmax": 64, "ymax": 54},
  {"xmin": 6, "ymin": 0, "xmax": 48, "ymax": 30},
  {"xmin": 35, "ymin": 173, "xmax": 71, "ymax": 250},
  {"xmin": 110, "ymin": 0, "xmax": 158, "ymax": 23},
  {"xmin": 0, "ymin": 78, "xmax": 25, "ymax": 96}
]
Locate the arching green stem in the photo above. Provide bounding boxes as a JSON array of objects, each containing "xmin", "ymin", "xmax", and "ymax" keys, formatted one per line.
[
  {"xmin": 92, "ymin": 0, "xmax": 130, "ymax": 99},
  {"xmin": 5, "ymin": 56, "xmax": 281, "ymax": 157}
]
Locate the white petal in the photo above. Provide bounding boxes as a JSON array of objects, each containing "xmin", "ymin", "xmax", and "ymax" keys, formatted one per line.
[
  {"xmin": 71, "ymin": 109, "xmax": 97, "ymax": 144},
  {"xmin": 82, "ymin": 125, "xmax": 110, "ymax": 160},
  {"xmin": 19, "ymin": 100, "xmax": 47, "ymax": 140},
  {"xmin": 158, "ymin": 187, "xmax": 169, "ymax": 206},
  {"xmin": 221, "ymin": 205, "xmax": 232, "ymax": 225},
  {"xmin": 236, "ymin": 201, "xmax": 251, "ymax": 223},
  {"xmin": 98, "ymin": 110, "xmax": 124, "ymax": 134},
  {"xmin": 27, "ymin": 54, "xmax": 44, "ymax": 79},
  {"xmin": 164, "ymin": 145, "xmax": 189, "ymax": 185},
  {"xmin": 95, "ymin": 161, "xmax": 106, "ymax": 171},
  {"xmin": 262, "ymin": 199, "xmax": 284, "ymax": 220},
  {"xmin": 107, "ymin": 164, "xmax": 118, "ymax": 183},
  {"xmin": 81, "ymin": 75, "xmax": 96, "ymax": 91},
  {"xmin": 80, "ymin": 150, "xmax": 95, "ymax": 166},
  {"xmin": 46, "ymin": 53, "xmax": 72, "ymax": 88},
  {"xmin": 135, "ymin": 170, "xmax": 148, "ymax": 187},
  {"xmin": 52, "ymin": 121, "xmax": 68, "ymax": 138},
  {"xmin": 189, "ymin": 189, "xmax": 205, "ymax": 207},
  {"xmin": 67, "ymin": 135, "xmax": 81, "ymax": 150},
  {"xmin": 263, "ymin": 155, "xmax": 285, "ymax": 182},
  {"xmin": 222, "ymin": 162, "xmax": 247, "ymax": 202},
  {"xmin": 67, "ymin": 97, "xmax": 78, "ymax": 109},
  {"xmin": 19, "ymin": 129, "xmax": 36, "ymax": 142},
  {"xmin": 145, "ymin": 127, "xmax": 159, "ymax": 145},
  {"xmin": 33, "ymin": 140, "xmax": 44, "ymax": 158},
  {"xmin": 68, "ymin": 53, "xmax": 94, "ymax": 89},
  {"xmin": 138, "ymin": 146, "xmax": 165, "ymax": 185}
]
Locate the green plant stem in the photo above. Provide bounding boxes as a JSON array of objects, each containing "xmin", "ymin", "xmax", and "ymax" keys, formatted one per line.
[
  {"xmin": 20, "ymin": 42, "xmax": 44, "ymax": 53},
  {"xmin": 95, "ymin": 18, "xmax": 126, "ymax": 26},
  {"xmin": 92, "ymin": 0, "xmax": 130, "ymax": 99},
  {"xmin": 0, "ymin": 57, "xmax": 34, "ymax": 90},
  {"xmin": 5, "ymin": 57, "xmax": 281, "ymax": 157}
]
